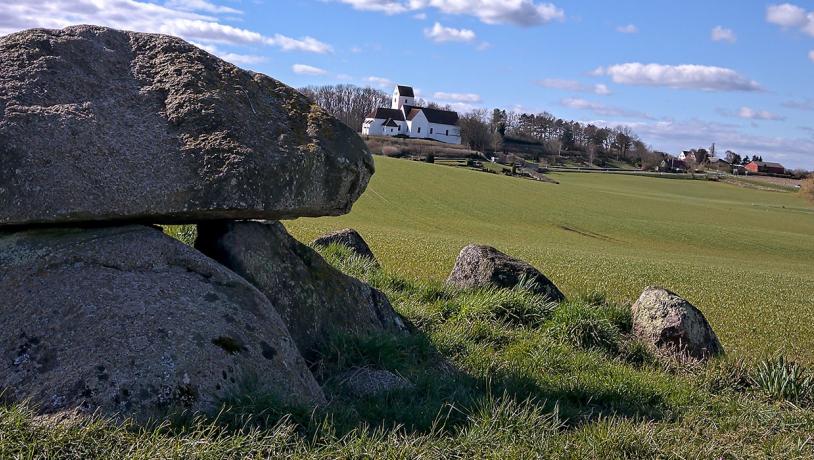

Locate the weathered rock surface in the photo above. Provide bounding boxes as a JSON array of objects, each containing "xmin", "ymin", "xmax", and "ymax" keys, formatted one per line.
[
  {"xmin": 446, "ymin": 244, "xmax": 565, "ymax": 301},
  {"xmin": 313, "ymin": 228, "xmax": 378, "ymax": 264},
  {"xmin": 0, "ymin": 225, "xmax": 325, "ymax": 420},
  {"xmin": 195, "ymin": 221, "xmax": 409, "ymax": 359},
  {"xmin": 0, "ymin": 25, "xmax": 373, "ymax": 228},
  {"xmin": 334, "ymin": 368, "xmax": 414, "ymax": 398},
  {"xmin": 631, "ymin": 286, "xmax": 723, "ymax": 360}
]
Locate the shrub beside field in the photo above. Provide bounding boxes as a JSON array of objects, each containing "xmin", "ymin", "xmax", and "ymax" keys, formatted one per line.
[
  {"xmin": 802, "ymin": 177, "xmax": 814, "ymax": 202},
  {"xmin": 365, "ymin": 135, "xmax": 481, "ymax": 159}
]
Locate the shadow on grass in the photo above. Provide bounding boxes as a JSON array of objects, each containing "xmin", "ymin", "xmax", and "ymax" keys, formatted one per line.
[{"xmin": 212, "ymin": 322, "xmax": 677, "ymax": 439}]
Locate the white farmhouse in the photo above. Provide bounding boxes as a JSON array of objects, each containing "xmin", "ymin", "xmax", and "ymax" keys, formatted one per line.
[{"xmin": 362, "ymin": 85, "xmax": 461, "ymax": 145}]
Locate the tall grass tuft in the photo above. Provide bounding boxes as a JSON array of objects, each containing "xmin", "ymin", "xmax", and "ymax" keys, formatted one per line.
[
  {"xmin": 453, "ymin": 286, "xmax": 557, "ymax": 328},
  {"xmin": 751, "ymin": 356, "xmax": 813, "ymax": 405}
]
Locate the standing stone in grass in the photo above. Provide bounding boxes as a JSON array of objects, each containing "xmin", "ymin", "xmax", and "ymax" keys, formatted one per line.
[
  {"xmin": 0, "ymin": 225, "xmax": 325, "ymax": 421},
  {"xmin": 313, "ymin": 228, "xmax": 378, "ymax": 264},
  {"xmin": 196, "ymin": 221, "xmax": 409, "ymax": 360},
  {"xmin": 631, "ymin": 286, "xmax": 723, "ymax": 360},
  {"xmin": 446, "ymin": 244, "xmax": 565, "ymax": 301},
  {"xmin": 0, "ymin": 25, "xmax": 372, "ymax": 228}
]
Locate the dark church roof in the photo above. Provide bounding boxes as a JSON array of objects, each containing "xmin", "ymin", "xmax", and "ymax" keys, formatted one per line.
[
  {"xmin": 383, "ymin": 119, "xmax": 399, "ymax": 127},
  {"xmin": 367, "ymin": 108, "xmax": 405, "ymax": 121},
  {"xmin": 406, "ymin": 106, "xmax": 459, "ymax": 125},
  {"xmin": 396, "ymin": 85, "xmax": 415, "ymax": 97}
]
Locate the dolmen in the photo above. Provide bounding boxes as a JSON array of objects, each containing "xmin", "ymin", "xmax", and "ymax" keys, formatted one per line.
[{"xmin": 0, "ymin": 25, "xmax": 406, "ymax": 421}]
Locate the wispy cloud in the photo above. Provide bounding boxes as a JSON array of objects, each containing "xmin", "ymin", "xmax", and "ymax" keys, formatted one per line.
[
  {"xmin": 718, "ymin": 106, "xmax": 786, "ymax": 121},
  {"xmin": 593, "ymin": 63, "xmax": 761, "ymax": 92},
  {"xmin": 190, "ymin": 42, "xmax": 266, "ymax": 66},
  {"xmin": 782, "ymin": 98, "xmax": 814, "ymax": 110},
  {"xmin": 292, "ymin": 64, "xmax": 328, "ymax": 75},
  {"xmin": 434, "ymin": 92, "xmax": 482, "ymax": 103},
  {"xmin": 164, "ymin": 0, "xmax": 242, "ymax": 15},
  {"xmin": 537, "ymin": 78, "xmax": 611, "ymax": 95},
  {"xmin": 711, "ymin": 25, "xmax": 736, "ymax": 43},
  {"xmin": 366, "ymin": 76, "xmax": 394, "ymax": 88},
  {"xmin": 0, "ymin": 0, "xmax": 332, "ymax": 54},
  {"xmin": 616, "ymin": 24, "xmax": 638, "ymax": 34},
  {"xmin": 333, "ymin": 0, "xmax": 564, "ymax": 27},
  {"xmin": 561, "ymin": 98, "xmax": 653, "ymax": 119},
  {"xmin": 424, "ymin": 22, "xmax": 476, "ymax": 42}
]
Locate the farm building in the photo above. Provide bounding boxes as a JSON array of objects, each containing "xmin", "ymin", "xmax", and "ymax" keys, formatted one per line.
[
  {"xmin": 708, "ymin": 157, "xmax": 732, "ymax": 172},
  {"xmin": 362, "ymin": 85, "xmax": 461, "ymax": 144},
  {"xmin": 745, "ymin": 161, "xmax": 785, "ymax": 175},
  {"xmin": 659, "ymin": 158, "xmax": 687, "ymax": 173}
]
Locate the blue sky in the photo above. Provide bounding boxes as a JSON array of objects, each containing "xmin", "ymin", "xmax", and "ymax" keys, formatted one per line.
[{"xmin": 2, "ymin": 0, "xmax": 813, "ymax": 168}]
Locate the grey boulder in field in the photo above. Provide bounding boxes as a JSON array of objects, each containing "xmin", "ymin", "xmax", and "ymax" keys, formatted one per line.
[
  {"xmin": 313, "ymin": 228, "xmax": 379, "ymax": 264},
  {"xmin": 447, "ymin": 244, "xmax": 565, "ymax": 301},
  {"xmin": 0, "ymin": 25, "xmax": 373, "ymax": 227},
  {"xmin": 631, "ymin": 286, "xmax": 723, "ymax": 360},
  {"xmin": 196, "ymin": 221, "xmax": 409, "ymax": 359},
  {"xmin": 0, "ymin": 225, "xmax": 325, "ymax": 420}
]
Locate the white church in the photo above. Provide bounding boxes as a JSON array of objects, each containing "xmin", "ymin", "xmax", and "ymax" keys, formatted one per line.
[{"xmin": 361, "ymin": 85, "xmax": 461, "ymax": 145}]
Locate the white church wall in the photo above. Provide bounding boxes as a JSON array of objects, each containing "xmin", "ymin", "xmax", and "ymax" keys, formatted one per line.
[
  {"xmin": 362, "ymin": 118, "xmax": 384, "ymax": 136},
  {"xmin": 426, "ymin": 122, "xmax": 461, "ymax": 144}
]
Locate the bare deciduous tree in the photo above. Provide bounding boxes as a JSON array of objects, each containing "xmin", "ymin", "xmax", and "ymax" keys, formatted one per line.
[{"xmin": 299, "ymin": 85, "xmax": 389, "ymax": 132}]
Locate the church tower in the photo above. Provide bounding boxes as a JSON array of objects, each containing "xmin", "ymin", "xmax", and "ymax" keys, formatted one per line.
[{"xmin": 391, "ymin": 85, "xmax": 415, "ymax": 109}]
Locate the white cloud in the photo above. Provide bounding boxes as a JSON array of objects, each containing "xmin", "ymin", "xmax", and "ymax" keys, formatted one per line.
[
  {"xmin": 292, "ymin": 64, "xmax": 328, "ymax": 76},
  {"xmin": 366, "ymin": 76, "xmax": 394, "ymax": 88},
  {"xmin": 424, "ymin": 22, "xmax": 476, "ymax": 43},
  {"xmin": 711, "ymin": 26, "xmax": 736, "ymax": 43},
  {"xmin": 537, "ymin": 78, "xmax": 611, "ymax": 95},
  {"xmin": 766, "ymin": 3, "xmax": 814, "ymax": 36},
  {"xmin": 616, "ymin": 24, "xmax": 637, "ymax": 34},
  {"xmin": 413, "ymin": 12, "xmax": 427, "ymax": 20},
  {"xmin": 190, "ymin": 41, "xmax": 265, "ymax": 66},
  {"xmin": 561, "ymin": 98, "xmax": 652, "ymax": 119},
  {"xmin": 810, "ymin": 50, "xmax": 814, "ymax": 61},
  {"xmin": 434, "ymin": 92, "xmax": 481, "ymax": 103},
  {"xmin": 0, "ymin": 0, "xmax": 332, "ymax": 53},
  {"xmin": 766, "ymin": 3, "xmax": 808, "ymax": 28},
  {"xmin": 164, "ymin": 0, "xmax": 242, "ymax": 15},
  {"xmin": 334, "ymin": 0, "xmax": 564, "ymax": 26},
  {"xmin": 593, "ymin": 63, "xmax": 761, "ymax": 92},
  {"xmin": 718, "ymin": 106, "xmax": 786, "ymax": 121},
  {"xmin": 737, "ymin": 107, "xmax": 785, "ymax": 121},
  {"xmin": 594, "ymin": 83, "xmax": 611, "ymax": 95}
]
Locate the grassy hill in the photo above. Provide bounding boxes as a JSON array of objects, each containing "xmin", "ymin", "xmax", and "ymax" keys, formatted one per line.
[
  {"xmin": 7, "ymin": 156, "xmax": 814, "ymax": 458},
  {"xmin": 286, "ymin": 156, "xmax": 814, "ymax": 363}
]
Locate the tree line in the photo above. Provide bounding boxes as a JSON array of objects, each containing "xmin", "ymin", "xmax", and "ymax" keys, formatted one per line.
[{"xmin": 300, "ymin": 84, "xmax": 808, "ymax": 174}]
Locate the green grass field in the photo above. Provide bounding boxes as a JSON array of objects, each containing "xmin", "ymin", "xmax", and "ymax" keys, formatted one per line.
[
  {"xmin": 286, "ymin": 156, "xmax": 814, "ymax": 363},
  {"xmin": 7, "ymin": 156, "xmax": 814, "ymax": 458}
]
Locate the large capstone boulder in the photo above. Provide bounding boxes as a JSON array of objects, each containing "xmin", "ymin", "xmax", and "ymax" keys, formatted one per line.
[
  {"xmin": 0, "ymin": 25, "xmax": 372, "ymax": 228},
  {"xmin": 0, "ymin": 225, "xmax": 325, "ymax": 420},
  {"xmin": 631, "ymin": 286, "xmax": 723, "ymax": 360},
  {"xmin": 195, "ymin": 221, "xmax": 409, "ymax": 359},
  {"xmin": 446, "ymin": 244, "xmax": 565, "ymax": 301},
  {"xmin": 313, "ymin": 228, "xmax": 378, "ymax": 264}
]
